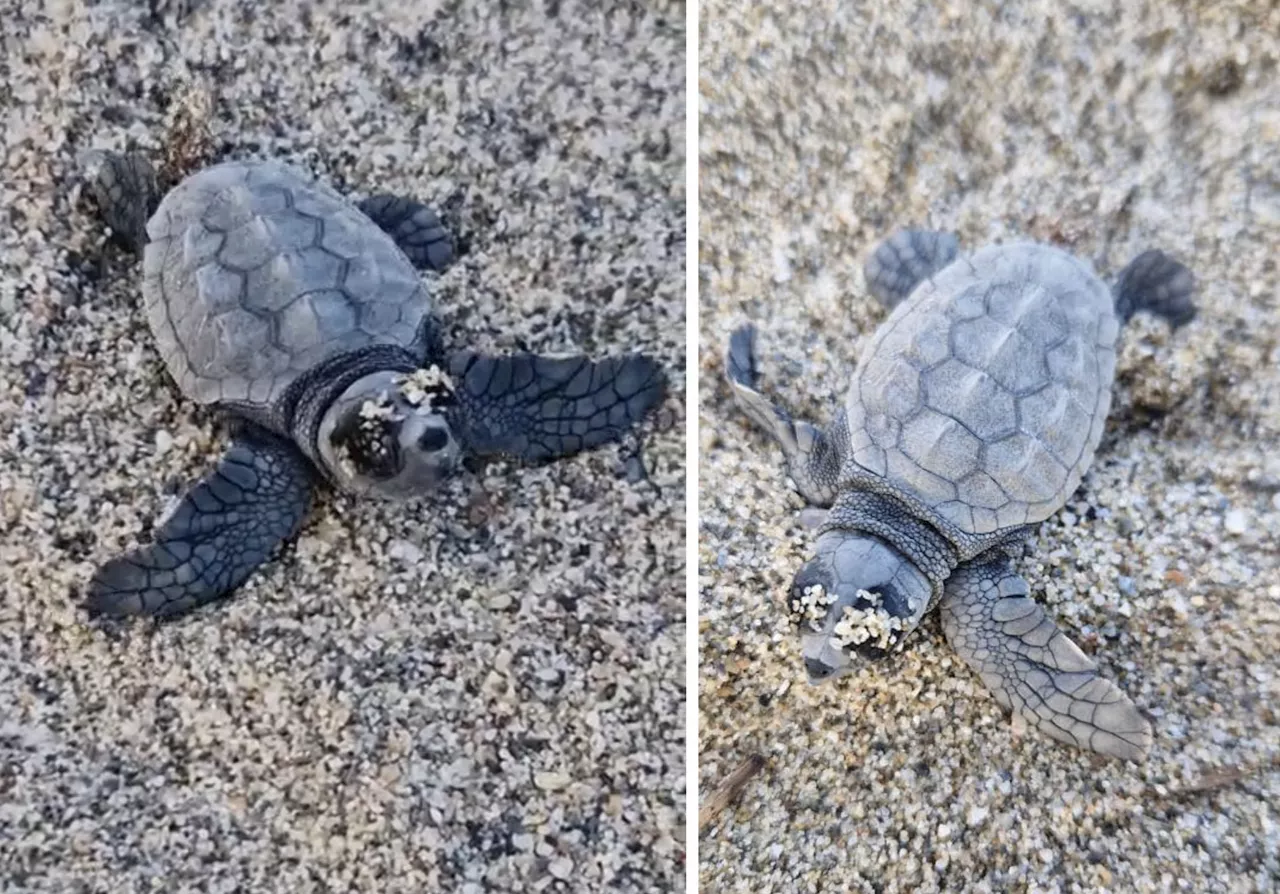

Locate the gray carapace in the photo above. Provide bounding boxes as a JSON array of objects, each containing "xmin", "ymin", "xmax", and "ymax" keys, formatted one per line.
[
  {"xmin": 81, "ymin": 152, "xmax": 665, "ymax": 619},
  {"xmin": 727, "ymin": 229, "xmax": 1195, "ymax": 761}
]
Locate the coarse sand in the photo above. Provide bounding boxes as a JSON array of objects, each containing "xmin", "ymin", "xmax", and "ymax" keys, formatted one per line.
[
  {"xmin": 1, "ymin": 2, "xmax": 686, "ymax": 891},
  {"xmin": 699, "ymin": 2, "xmax": 1278, "ymax": 892}
]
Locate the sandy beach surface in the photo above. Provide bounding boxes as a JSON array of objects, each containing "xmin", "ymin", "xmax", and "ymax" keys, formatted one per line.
[
  {"xmin": 699, "ymin": 1, "xmax": 1278, "ymax": 891},
  {"xmin": 1, "ymin": 1, "xmax": 685, "ymax": 891}
]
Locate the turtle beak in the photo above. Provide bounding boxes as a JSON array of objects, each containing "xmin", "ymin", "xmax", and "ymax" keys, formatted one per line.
[
  {"xmin": 799, "ymin": 632, "xmax": 852, "ymax": 684},
  {"xmin": 804, "ymin": 657, "xmax": 839, "ymax": 684}
]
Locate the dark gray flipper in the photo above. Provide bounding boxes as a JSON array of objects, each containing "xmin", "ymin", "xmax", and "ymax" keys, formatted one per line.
[
  {"xmin": 725, "ymin": 325, "xmax": 844, "ymax": 507},
  {"xmin": 1114, "ymin": 250, "xmax": 1196, "ymax": 328},
  {"xmin": 357, "ymin": 194, "xmax": 455, "ymax": 272},
  {"xmin": 80, "ymin": 150, "xmax": 162, "ymax": 253},
  {"xmin": 863, "ymin": 229, "xmax": 960, "ymax": 309},
  {"xmin": 446, "ymin": 351, "xmax": 665, "ymax": 462},
  {"xmin": 940, "ymin": 553, "xmax": 1153, "ymax": 761},
  {"xmin": 86, "ymin": 430, "xmax": 314, "ymax": 618}
]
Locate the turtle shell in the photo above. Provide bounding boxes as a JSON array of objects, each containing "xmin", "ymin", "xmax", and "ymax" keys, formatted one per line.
[
  {"xmin": 845, "ymin": 242, "xmax": 1120, "ymax": 536},
  {"xmin": 140, "ymin": 161, "xmax": 431, "ymax": 408}
]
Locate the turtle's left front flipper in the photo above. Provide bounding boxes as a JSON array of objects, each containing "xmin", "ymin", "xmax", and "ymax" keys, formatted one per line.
[
  {"xmin": 940, "ymin": 554, "xmax": 1153, "ymax": 761},
  {"xmin": 86, "ymin": 430, "xmax": 314, "ymax": 619},
  {"xmin": 446, "ymin": 351, "xmax": 665, "ymax": 463}
]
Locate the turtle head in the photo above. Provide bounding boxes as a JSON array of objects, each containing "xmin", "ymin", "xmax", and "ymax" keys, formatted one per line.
[
  {"xmin": 317, "ymin": 368, "xmax": 461, "ymax": 499},
  {"xmin": 787, "ymin": 529, "xmax": 933, "ymax": 683}
]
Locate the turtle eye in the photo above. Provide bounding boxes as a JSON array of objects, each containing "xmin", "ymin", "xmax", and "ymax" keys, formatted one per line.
[{"xmin": 418, "ymin": 426, "xmax": 450, "ymax": 452}]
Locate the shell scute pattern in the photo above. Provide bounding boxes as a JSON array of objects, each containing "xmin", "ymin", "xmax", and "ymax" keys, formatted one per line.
[
  {"xmin": 180, "ymin": 221, "xmax": 223, "ymax": 268},
  {"xmin": 953, "ymin": 312, "xmax": 1054, "ymax": 395},
  {"xmin": 202, "ymin": 183, "xmax": 258, "ymax": 233},
  {"xmin": 244, "ymin": 254, "xmax": 303, "ymax": 313},
  {"xmin": 318, "ymin": 213, "xmax": 368, "ymax": 260},
  {"xmin": 864, "ymin": 362, "xmax": 921, "ymax": 421},
  {"xmin": 141, "ymin": 161, "xmax": 431, "ymax": 407},
  {"xmin": 958, "ymin": 470, "xmax": 1007, "ymax": 510},
  {"xmin": 219, "ymin": 216, "xmax": 277, "ymax": 270},
  {"xmin": 900, "ymin": 412, "xmax": 981, "ymax": 481},
  {"xmin": 193, "ymin": 263, "xmax": 245, "ymax": 314},
  {"xmin": 946, "ymin": 284, "xmax": 988, "ymax": 321},
  {"xmin": 846, "ymin": 243, "xmax": 1118, "ymax": 536},
  {"xmin": 923, "ymin": 359, "xmax": 1017, "ymax": 440},
  {"xmin": 359, "ymin": 299, "xmax": 405, "ymax": 334},
  {"xmin": 261, "ymin": 212, "xmax": 318, "ymax": 253},
  {"xmin": 247, "ymin": 183, "xmax": 292, "ymax": 216}
]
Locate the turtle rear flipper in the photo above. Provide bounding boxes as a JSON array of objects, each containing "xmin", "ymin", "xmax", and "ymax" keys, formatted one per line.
[
  {"xmin": 80, "ymin": 150, "xmax": 162, "ymax": 253},
  {"xmin": 940, "ymin": 554, "xmax": 1153, "ymax": 762},
  {"xmin": 357, "ymin": 193, "xmax": 455, "ymax": 272},
  {"xmin": 726, "ymin": 324, "xmax": 843, "ymax": 507},
  {"xmin": 86, "ymin": 430, "xmax": 314, "ymax": 619},
  {"xmin": 446, "ymin": 350, "xmax": 665, "ymax": 463},
  {"xmin": 863, "ymin": 228, "xmax": 960, "ymax": 309},
  {"xmin": 1114, "ymin": 249, "xmax": 1196, "ymax": 328}
]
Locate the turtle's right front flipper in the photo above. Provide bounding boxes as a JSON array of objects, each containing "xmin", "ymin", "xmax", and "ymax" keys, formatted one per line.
[
  {"xmin": 80, "ymin": 150, "xmax": 162, "ymax": 253},
  {"xmin": 725, "ymin": 324, "xmax": 843, "ymax": 507},
  {"xmin": 86, "ymin": 431, "xmax": 314, "ymax": 619},
  {"xmin": 940, "ymin": 553, "xmax": 1153, "ymax": 761}
]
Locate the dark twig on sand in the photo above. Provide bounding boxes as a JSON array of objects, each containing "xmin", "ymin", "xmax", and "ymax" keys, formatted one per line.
[
  {"xmin": 699, "ymin": 753, "xmax": 766, "ymax": 832},
  {"xmin": 1150, "ymin": 755, "xmax": 1280, "ymax": 801}
]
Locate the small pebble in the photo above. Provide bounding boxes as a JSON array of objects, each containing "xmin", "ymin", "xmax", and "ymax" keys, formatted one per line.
[
  {"xmin": 534, "ymin": 771, "xmax": 571, "ymax": 791},
  {"xmin": 1223, "ymin": 508, "xmax": 1248, "ymax": 535},
  {"xmin": 386, "ymin": 538, "xmax": 424, "ymax": 564}
]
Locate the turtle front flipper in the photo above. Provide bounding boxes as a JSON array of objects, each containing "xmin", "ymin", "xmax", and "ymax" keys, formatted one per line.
[
  {"xmin": 446, "ymin": 351, "xmax": 665, "ymax": 463},
  {"xmin": 79, "ymin": 150, "xmax": 162, "ymax": 253},
  {"xmin": 357, "ymin": 193, "xmax": 455, "ymax": 272},
  {"xmin": 940, "ymin": 554, "xmax": 1153, "ymax": 762},
  {"xmin": 86, "ymin": 430, "xmax": 314, "ymax": 619},
  {"xmin": 725, "ymin": 324, "xmax": 843, "ymax": 507},
  {"xmin": 863, "ymin": 228, "xmax": 959, "ymax": 309}
]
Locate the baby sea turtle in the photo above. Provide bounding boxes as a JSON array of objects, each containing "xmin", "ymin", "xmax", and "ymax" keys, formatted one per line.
[
  {"xmin": 727, "ymin": 230, "xmax": 1196, "ymax": 761},
  {"xmin": 81, "ymin": 151, "xmax": 665, "ymax": 618}
]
